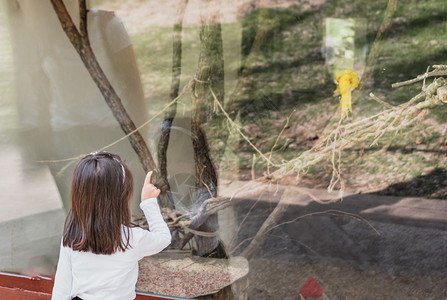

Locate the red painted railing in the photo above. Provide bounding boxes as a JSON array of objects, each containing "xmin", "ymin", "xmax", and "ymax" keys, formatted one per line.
[{"xmin": 0, "ymin": 272, "xmax": 182, "ymax": 300}]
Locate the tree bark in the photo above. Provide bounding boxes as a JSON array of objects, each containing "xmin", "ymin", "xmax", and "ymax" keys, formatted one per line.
[
  {"xmin": 49, "ymin": 0, "xmax": 157, "ymax": 176},
  {"xmin": 157, "ymin": 0, "xmax": 189, "ymax": 209},
  {"xmin": 190, "ymin": 12, "xmax": 225, "ymax": 257}
]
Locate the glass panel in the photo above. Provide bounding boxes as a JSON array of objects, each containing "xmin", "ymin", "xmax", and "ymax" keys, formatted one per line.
[{"xmin": 1, "ymin": 0, "xmax": 446, "ymax": 298}]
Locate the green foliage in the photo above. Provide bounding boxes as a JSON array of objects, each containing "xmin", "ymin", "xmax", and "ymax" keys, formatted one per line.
[{"xmin": 128, "ymin": 0, "xmax": 447, "ymax": 193}]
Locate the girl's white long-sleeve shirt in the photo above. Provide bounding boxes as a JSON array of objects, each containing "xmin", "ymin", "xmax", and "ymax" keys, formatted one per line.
[{"xmin": 51, "ymin": 198, "xmax": 171, "ymax": 300}]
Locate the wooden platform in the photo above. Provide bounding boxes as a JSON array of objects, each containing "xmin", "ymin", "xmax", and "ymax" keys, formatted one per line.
[{"xmin": 137, "ymin": 251, "xmax": 248, "ymax": 299}]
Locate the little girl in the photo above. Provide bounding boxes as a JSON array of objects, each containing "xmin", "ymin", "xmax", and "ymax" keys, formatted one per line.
[{"xmin": 52, "ymin": 152, "xmax": 171, "ymax": 300}]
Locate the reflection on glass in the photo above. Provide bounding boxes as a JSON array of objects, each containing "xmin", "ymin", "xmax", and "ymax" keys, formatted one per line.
[{"xmin": 1, "ymin": 0, "xmax": 447, "ymax": 298}]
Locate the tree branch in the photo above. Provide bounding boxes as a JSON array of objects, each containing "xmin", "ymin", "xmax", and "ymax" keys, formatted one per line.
[
  {"xmin": 239, "ymin": 196, "xmax": 290, "ymax": 259},
  {"xmin": 392, "ymin": 68, "xmax": 447, "ymax": 88},
  {"xmin": 50, "ymin": 0, "xmax": 82, "ymax": 47},
  {"xmin": 157, "ymin": 0, "xmax": 189, "ymax": 208},
  {"xmin": 79, "ymin": 0, "xmax": 88, "ymax": 38},
  {"xmin": 50, "ymin": 0, "xmax": 158, "ymax": 177}
]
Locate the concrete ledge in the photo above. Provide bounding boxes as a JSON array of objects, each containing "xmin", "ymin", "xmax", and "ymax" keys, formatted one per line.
[{"xmin": 219, "ymin": 180, "xmax": 447, "ymax": 230}]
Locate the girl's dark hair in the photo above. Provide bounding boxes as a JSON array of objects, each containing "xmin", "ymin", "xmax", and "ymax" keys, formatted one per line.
[{"xmin": 63, "ymin": 152, "xmax": 134, "ymax": 254}]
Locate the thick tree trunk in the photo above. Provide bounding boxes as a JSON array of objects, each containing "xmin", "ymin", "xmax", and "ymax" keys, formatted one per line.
[
  {"xmin": 50, "ymin": 0, "xmax": 157, "ymax": 176},
  {"xmin": 190, "ymin": 16, "xmax": 225, "ymax": 257}
]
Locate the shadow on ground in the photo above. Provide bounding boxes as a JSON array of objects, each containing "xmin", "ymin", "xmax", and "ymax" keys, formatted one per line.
[
  {"xmin": 227, "ymin": 174, "xmax": 447, "ymax": 299},
  {"xmin": 376, "ymin": 167, "xmax": 447, "ymax": 199}
]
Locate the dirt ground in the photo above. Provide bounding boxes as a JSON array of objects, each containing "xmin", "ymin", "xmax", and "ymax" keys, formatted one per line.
[
  {"xmin": 229, "ymin": 190, "xmax": 447, "ymax": 299},
  {"xmin": 248, "ymin": 258, "xmax": 447, "ymax": 300}
]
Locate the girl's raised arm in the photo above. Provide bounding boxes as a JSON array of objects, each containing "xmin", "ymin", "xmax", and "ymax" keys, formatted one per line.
[{"xmin": 136, "ymin": 171, "xmax": 171, "ymax": 258}]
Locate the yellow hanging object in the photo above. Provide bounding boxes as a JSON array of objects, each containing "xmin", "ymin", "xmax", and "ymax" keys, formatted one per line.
[{"xmin": 333, "ymin": 70, "xmax": 360, "ymax": 119}]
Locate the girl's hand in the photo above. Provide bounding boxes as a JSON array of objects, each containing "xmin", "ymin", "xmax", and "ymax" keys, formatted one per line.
[{"xmin": 141, "ymin": 171, "xmax": 160, "ymax": 201}]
